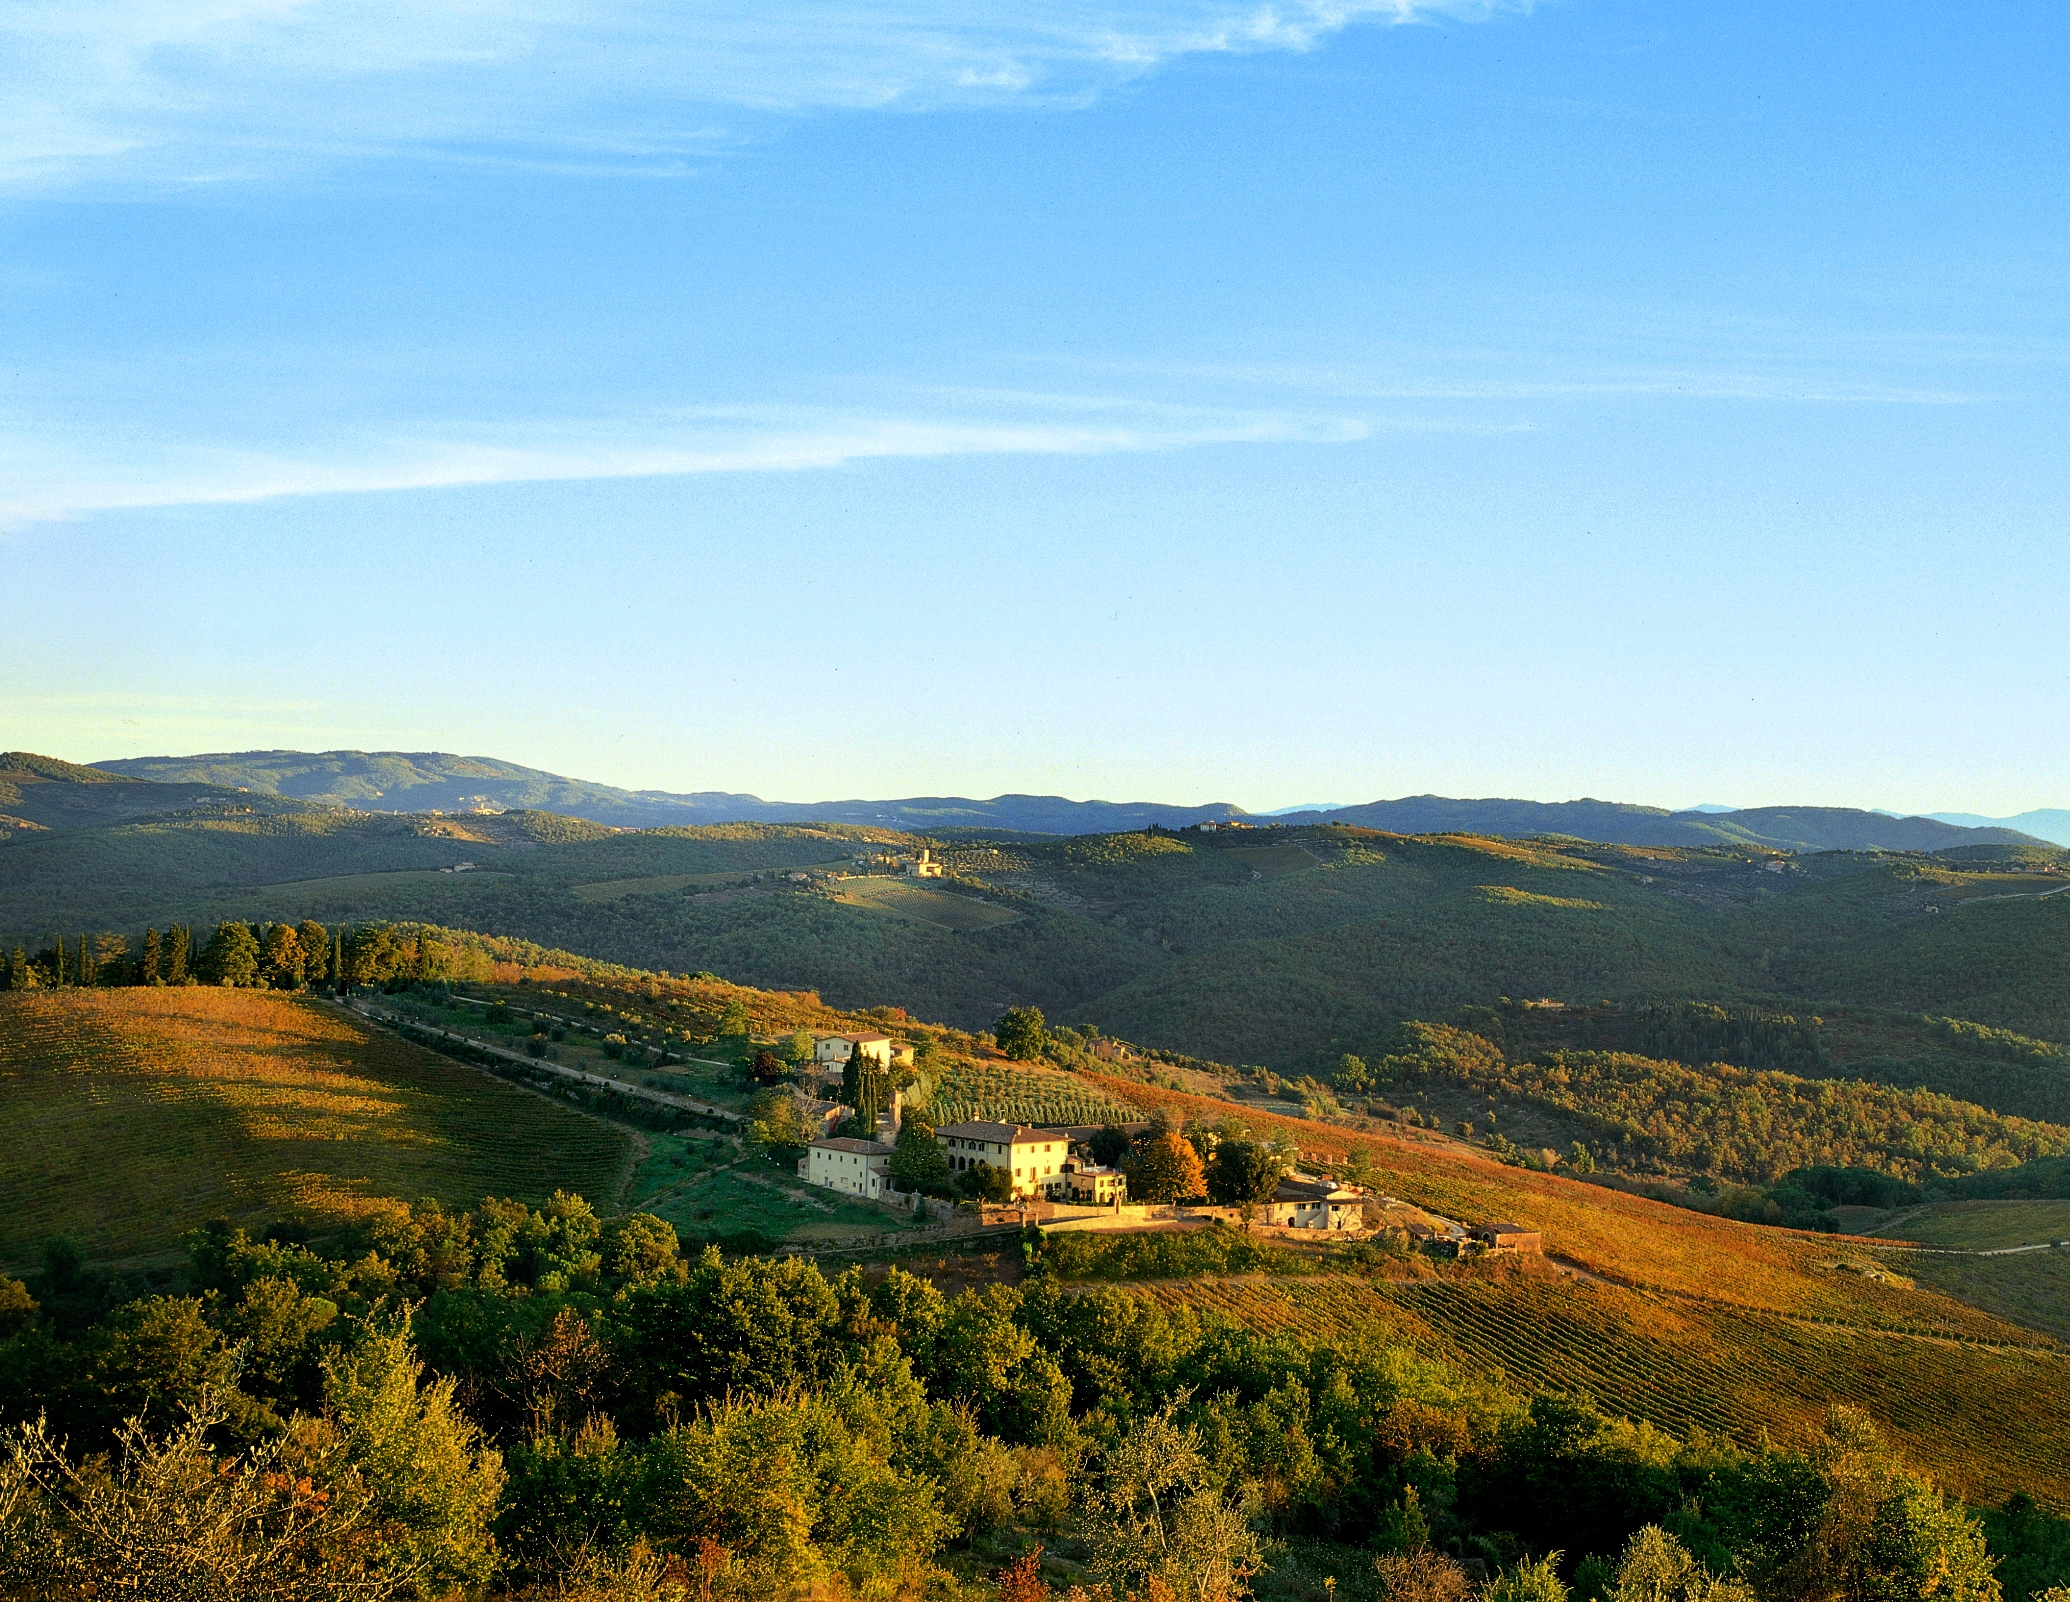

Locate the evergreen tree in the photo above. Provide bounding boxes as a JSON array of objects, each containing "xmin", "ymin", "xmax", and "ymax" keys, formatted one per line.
[
  {"xmin": 139, "ymin": 928, "xmax": 163, "ymax": 986},
  {"xmin": 855, "ymin": 1067, "xmax": 888, "ymax": 1136},
  {"xmin": 1205, "ymin": 1140, "xmax": 1284, "ymax": 1207},
  {"xmin": 198, "ymin": 922, "xmax": 261, "ymax": 987},
  {"xmin": 54, "ymin": 935, "xmax": 66, "ymax": 987},
  {"xmin": 76, "ymin": 935, "xmax": 96, "ymax": 987},
  {"xmin": 1, "ymin": 946, "xmax": 29, "ymax": 991},
  {"xmin": 888, "ymin": 1118, "xmax": 951, "ymax": 1195},
  {"xmin": 297, "ymin": 920, "xmax": 330, "ymax": 983},
  {"xmin": 994, "ymin": 1006, "xmax": 1049, "ymax": 1062},
  {"xmin": 166, "ymin": 925, "xmax": 190, "ymax": 985}
]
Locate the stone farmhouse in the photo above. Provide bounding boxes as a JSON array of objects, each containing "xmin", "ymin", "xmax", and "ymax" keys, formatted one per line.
[{"xmin": 1259, "ymin": 1176, "xmax": 1368, "ymax": 1230}]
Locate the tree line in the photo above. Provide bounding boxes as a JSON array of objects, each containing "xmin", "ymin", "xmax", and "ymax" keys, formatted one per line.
[
  {"xmin": 0, "ymin": 919, "xmax": 492, "ymax": 994},
  {"xmin": 0, "ymin": 1190, "xmax": 2052, "ymax": 1601}
]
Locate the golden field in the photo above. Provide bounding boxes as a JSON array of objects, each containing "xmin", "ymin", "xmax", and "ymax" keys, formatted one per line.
[{"xmin": 0, "ymin": 987, "xmax": 634, "ymax": 1268}]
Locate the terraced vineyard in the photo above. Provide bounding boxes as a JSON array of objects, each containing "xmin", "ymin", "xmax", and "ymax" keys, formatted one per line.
[
  {"xmin": 0, "ymin": 987, "xmax": 633, "ymax": 1267},
  {"xmin": 1132, "ymin": 1271, "xmax": 2070, "ymax": 1507},
  {"xmin": 923, "ymin": 1058, "xmax": 1137, "ymax": 1130}
]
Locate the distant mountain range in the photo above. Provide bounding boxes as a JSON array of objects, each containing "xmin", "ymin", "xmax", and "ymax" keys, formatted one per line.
[
  {"xmin": 71, "ymin": 749, "xmax": 2058, "ymax": 855},
  {"xmin": 1929, "ymin": 810, "xmax": 2070, "ymax": 848}
]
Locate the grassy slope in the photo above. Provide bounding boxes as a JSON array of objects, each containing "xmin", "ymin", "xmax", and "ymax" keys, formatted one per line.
[
  {"xmin": 1857, "ymin": 1201, "xmax": 2070, "ymax": 1345},
  {"xmin": 0, "ymin": 988, "xmax": 633, "ymax": 1269},
  {"xmin": 1077, "ymin": 1070, "xmax": 2070, "ymax": 1506},
  {"xmin": 9, "ymin": 815, "xmax": 2070, "ymax": 1099}
]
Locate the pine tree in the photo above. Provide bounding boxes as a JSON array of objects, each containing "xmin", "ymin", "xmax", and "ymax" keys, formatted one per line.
[{"xmin": 139, "ymin": 928, "xmax": 164, "ymax": 986}]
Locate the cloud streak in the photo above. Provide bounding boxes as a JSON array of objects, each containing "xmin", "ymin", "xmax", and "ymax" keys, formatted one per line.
[
  {"xmin": 0, "ymin": 395, "xmax": 1400, "ymax": 527},
  {"xmin": 0, "ymin": 0, "xmax": 1530, "ymax": 188}
]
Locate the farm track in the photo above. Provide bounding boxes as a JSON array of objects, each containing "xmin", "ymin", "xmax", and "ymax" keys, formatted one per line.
[{"xmin": 342, "ymin": 998, "xmax": 744, "ymax": 1125}]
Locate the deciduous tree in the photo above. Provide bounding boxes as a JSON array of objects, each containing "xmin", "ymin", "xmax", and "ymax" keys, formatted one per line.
[
  {"xmin": 889, "ymin": 1119, "xmax": 951, "ymax": 1196},
  {"xmin": 199, "ymin": 921, "xmax": 261, "ymax": 987},
  {"xmin": 995, "ymin": 1006, "xmax": 1049, "ymax": 1062},
  {"xmin": 1134, "ymin": 1130, "xmax": 1208, "ymax": 1204}
]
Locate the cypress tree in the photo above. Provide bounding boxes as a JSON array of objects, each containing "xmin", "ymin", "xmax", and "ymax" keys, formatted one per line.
[
  {"xmin": 167, "ymin": 925, "xmax": 190, "ymax": 985},
  {"xmin": 140, "ymin": 928, "xmax": 164, "ymax": 986},
  {"xmin": 78, "ymin": 934, "xmax": 94, "ymax": 987},
  {"xmin": 54, "ymin": 935, "xmax": 65, "ymax": 987}
]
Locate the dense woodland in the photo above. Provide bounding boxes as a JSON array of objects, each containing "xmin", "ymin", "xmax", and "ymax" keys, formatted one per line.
[
  {"xmin": 1350, "ymin": 1021, "xmax": 2070, "ymax": 1187},
  {"xmin": 2, "ymin": 1193, "xmax": 2061, "ymax": 1602}
]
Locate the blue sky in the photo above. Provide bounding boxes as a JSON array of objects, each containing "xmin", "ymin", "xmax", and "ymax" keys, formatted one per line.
[{"xmin": 4, "ymin": 0, "xmax": 2066, "ymax": 813}]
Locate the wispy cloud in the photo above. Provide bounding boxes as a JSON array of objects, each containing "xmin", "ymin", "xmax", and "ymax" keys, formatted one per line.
[
  {"xmin": 0, "ymin": 0, "xmax": 1530, "ymax": 188},
  {"xmin": 0, "ymin": 394, "xmax": 1410, "ymax": 527}
]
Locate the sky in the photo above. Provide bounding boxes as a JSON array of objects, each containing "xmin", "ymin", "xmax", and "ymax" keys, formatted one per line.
[{"xmin": 3, "ymin": 0, "xmax": 2066, "ymax": 814}]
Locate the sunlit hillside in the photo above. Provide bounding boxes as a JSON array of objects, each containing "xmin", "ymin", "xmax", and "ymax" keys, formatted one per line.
[{"xmin": 0, "ymin": 987, "xmax": 634, "ymax": 1268}]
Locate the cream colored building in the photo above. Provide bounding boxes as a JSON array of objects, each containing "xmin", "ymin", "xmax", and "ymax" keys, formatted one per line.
[
  {"xmin": 815, "ymin": 1031, "xmax": 893, "ymax": 1069},
  {"xmin": 935, "ymin": 1120, "xmax": 1072, "ymax": 1199},
  {"xmin": 802, "ymin": 1135, "xmax": 893, "ymax": 1198},
  {"xmin": 1260, "ymin": 1176, "xmax": 1367, "ymax": 1230},
  {"xmin": 1065, "ymin": 1163, "xmax": 1128, "ymax": 1205}
]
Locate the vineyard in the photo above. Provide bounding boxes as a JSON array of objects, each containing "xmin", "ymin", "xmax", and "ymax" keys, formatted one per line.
[
  {"xmin": 0, "ymin": 987, "xmax": 633, "ymax": 1268},
  {"xmin": 1130, "ymin": 1269, "xmax": 2070, "ymax": 1508},
  {"xmin": 1075, "ymin": 1068, "xmax": 2020, "ymax": 1326},
  {"xmin": 920, "ymin": 1057, "xmax": 1138, "ymax": 1130}
]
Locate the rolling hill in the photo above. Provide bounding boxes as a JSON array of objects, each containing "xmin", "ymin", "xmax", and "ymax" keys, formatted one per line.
[
  {"xmin": 0, "ymin": 986, "xmax": 634, "ymax": 1269},
  {"xmin": 1932, "ymin": 809, "xmax": 2070, "ymax": 847},
  {"xmin": 83, "ymin": 748, "xmax": 2046, "ymax": 850},
  {"xmin": 7, "ymin": 800, "xmax": 2070, "ymax": 1095},
  {"xmin": 88, "ymin": 749, "xmax": 1249, "ymax": 834},
  {"xmin": 9, "ymin": 960, "xmax": 2070, "ymax": 1514},
  {"xmin": 0, "ymin": 751, "xmax": 253, "ymax": 834}
]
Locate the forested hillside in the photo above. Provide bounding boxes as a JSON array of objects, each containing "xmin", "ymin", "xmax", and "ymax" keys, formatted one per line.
[{"xmin": 8, "ymin": 807, "xmax": 2070, "ymax": 1088}]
